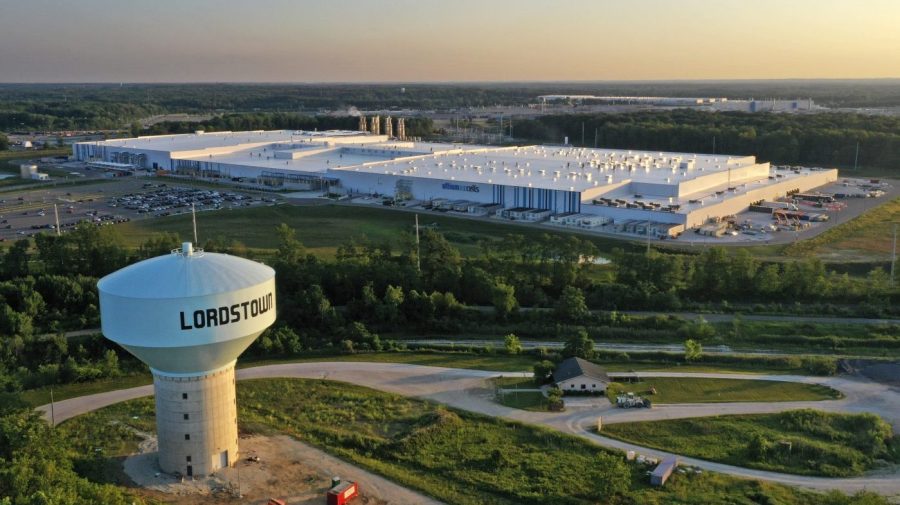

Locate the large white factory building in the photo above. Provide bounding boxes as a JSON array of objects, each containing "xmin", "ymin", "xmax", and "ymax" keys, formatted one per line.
[{"xmin": 74, "ymin": 130, "xmax": 837, "ymax": 229}]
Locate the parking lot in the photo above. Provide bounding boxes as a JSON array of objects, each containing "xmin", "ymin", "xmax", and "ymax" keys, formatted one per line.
[
  {"xmin": 0, "ymin": 177, "xmax": 274, "ymax": 243},
  {"xmin": 680, "ymin": 177, "xmax": 897, "ymax": 245}
]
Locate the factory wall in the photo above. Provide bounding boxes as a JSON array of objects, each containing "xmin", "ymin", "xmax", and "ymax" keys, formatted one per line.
[
  {"xmin": 579, "ymin": 203, "xmax": 688, "ymax": 225},
  {"xmin": 676, "ymin": 163, "xmax": 770, "ymax": 197},
  {"xmin": 630, "ymin": 180, "xmax": 679, "ymax": 197},
  {"xmin": 683, "ymin": 169, "xmax": 838, "ymax": 227},
  {"xmin": 73, "ymin": 143, "xmax": 172, "ymax": 170},
  {"xmin": 336, "ymin": 171, "xmax": 583, "ymax": 213},
  {"xmin": 170, "ymin": 141, "xmax": 277, "ymax": 160}
]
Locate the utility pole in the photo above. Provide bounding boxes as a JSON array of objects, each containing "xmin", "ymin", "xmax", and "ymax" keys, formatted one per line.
[
  {"xmin": 415, "ymin": 214, "xmax": 421, "ymax": 273},
  {"xmin": 53, "ymin": 204, "xmax": 60, "ymax": 236},
  {"xmin": 581, "ymin": 122, "xmax": 585, "ymax": 147},
  {"xmin": 854, "ymin": 141, "xmax": 860, "ymax": 171},
  {"xmin": 712, "ymin": 135, "xmax": 716, "ymax": 155},
  {"xmin": 192, "ymin": 203, "xmax": 199, "ymax": 245},
  {"xmin": 594, "ymin": 128, "xmax": 598, "ymax": 148}
]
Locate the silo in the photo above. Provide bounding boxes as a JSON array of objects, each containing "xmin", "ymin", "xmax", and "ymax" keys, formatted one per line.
[
  {"xmin": 98, "ymin": 242, "xmax": 276, "ymax": 477},
  {"xmin": 19, "ymin": 164, "xmax": 37, "ymax": 179}
]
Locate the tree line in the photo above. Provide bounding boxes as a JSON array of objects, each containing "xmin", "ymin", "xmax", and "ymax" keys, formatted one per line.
[
  {"xmin": 143, "ymin": 113, "xmax": 434, "ymax": 139},
  {"xmin": 0, "ymin": 221, "xmax": 896, "ymax": 395},
  {"xmin": 511, "ymin": 110, "xmax": 900, "ymax": 173}
]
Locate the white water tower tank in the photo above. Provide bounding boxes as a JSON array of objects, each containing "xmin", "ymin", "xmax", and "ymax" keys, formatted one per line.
[{"xmin": 98, "ymin": 243, "xmax": 275, "ymax": 477}]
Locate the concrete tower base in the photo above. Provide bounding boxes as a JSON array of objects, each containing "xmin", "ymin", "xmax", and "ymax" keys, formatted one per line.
[{"xmin": 152, "ymin": 361, "xmax": 239, "ymax": 477}]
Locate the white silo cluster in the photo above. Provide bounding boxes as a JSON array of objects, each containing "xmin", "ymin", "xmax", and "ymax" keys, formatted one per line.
[{"xmin": 98, "ymin": 242, "xmax": 276, "ymax": 477}]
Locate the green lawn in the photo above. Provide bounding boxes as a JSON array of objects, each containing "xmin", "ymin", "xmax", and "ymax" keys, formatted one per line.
[
  {"xmin": 492, "ymin": 376, "xmax": 537, "ymax": 388},
  {"xmin": 20, "ymin": 373, "xmax": 153, "ymax": 407},
  {"xmin": 241, "ymin": 351, "xmax": 540, "ymax": 372},
  {"xmin": 491, "ymin": 377, "xmax": 548, "ymax": 411},
  {"xmin": 783, "ymin": 196, "xmax": 900, "ymax": 261},
  {"xmin": 602, "ymin": 409, "xmax": 899, "ymax": 477},
  {"xmin": 496, "ymin": 390, "xmax": 549, "ymax": 411},
  {"xmin": 605, "ymin": 377, "xmax": 841, "ymax": 404},
  {"xmin": 58, "ymin": 379, "xmax": 878, "ymax": 505},
  {"xmin": 114, "ymin": 203, "xmax": 636, "ymax": 257}
]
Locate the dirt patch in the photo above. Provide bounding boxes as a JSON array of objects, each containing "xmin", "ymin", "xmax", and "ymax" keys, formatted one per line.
[{"xmin": 123, "ymin": 434, "xmax": 443, "ymax": 505}]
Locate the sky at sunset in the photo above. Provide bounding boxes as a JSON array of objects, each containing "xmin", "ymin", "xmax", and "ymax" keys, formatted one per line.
[{"xmin": 1, "ymin": 0, "xmax": 898, "ymax": 82}]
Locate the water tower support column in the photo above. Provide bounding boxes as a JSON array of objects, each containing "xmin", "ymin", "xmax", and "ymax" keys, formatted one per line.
[{"xmin": 153, "ymin": 361, "xmax": 239, "ymax": 477}]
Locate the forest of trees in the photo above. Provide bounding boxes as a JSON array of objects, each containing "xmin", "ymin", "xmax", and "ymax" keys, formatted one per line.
[
  {"xmin": 2, "ymin": 222, "xmax": 895, "ymax": 396},
  {"xmin": 143, "ymin": 113, "xmax": 434, "ymax": 139},
  {"xmin": 3, "ymin": 80, "xmax": 900, "ymax": 132}
]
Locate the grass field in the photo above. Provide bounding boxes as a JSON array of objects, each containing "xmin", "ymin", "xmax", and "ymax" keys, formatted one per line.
[
  {"xmin": 496, "ymin": 390, "xmax": 549, "ymax": 411},
  {"xmin": 605, "ymin": 377, "xmax": 841, "ymax": 404},
  {"xmin": 114, "ymin": 202, "xmax": 637, "ymax": 257},
  {"xmin": 58, "ymin": 379, "xmax": 876, "ymax": 505},
  {"xmin": 491, "ymin": 376, "xmax": 549, "ymax": 411},
  {"xmin": 20, "ymin": 373, "xmax": 153, "ymax": 407},
  {"xmin": 602, "ymin": 409, "xmax": 899, "ymax": 477},
  {"xmin": 492, "ymin": 376, "xmax": 537, "ymax": 387},
  {"xmin": 241, "ymin": 350, "xmax": 541, "ymax": 372}
]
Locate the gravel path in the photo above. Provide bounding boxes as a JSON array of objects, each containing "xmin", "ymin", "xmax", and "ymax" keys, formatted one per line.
[{"xmin": 38, "ymin": 362, "xmax": 900, "ymax": 497}]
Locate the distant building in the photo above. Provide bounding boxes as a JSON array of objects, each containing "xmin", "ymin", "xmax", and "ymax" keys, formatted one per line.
[
  {"xmin": 72, "ymin": 130, "xmax": 838, "ymax": 228},
  {"xmin": 552, "ymin": 357, "xmax": 611, "ymax": 392}
]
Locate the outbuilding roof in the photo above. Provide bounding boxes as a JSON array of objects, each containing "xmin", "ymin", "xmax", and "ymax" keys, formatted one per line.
[{"xmin": 553, "ymin": 357, "xmax": 610, "ymax": 384}]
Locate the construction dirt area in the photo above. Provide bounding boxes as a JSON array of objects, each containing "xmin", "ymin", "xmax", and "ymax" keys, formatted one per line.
[{"xmin": 123, "ymin": 434, "xmax": 443, "ymax": 505}]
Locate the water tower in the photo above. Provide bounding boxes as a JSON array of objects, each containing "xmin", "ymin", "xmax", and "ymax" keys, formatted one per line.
[{"xmin": 98, "ymin": 243, "xmax": 276, "ymax": 477}]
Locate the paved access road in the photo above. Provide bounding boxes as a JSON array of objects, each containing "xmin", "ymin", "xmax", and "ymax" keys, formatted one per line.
[
  {"xmin": 39, "ymin": 363, "xmax": 900, "ymax": 496},
  {"xmin": 621, "ymin": 311, "xmax": 900, "ymax": 325}
]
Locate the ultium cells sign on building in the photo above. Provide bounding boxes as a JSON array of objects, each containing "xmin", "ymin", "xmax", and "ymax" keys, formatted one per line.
[{"xmin": 442, "ymin": 182, "xmax": 480, "ymax": 193}]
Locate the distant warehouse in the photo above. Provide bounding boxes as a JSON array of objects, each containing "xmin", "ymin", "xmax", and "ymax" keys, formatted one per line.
[{"xmin": 73, "ymin": 130, "xmax": 838, "ymax": 229}]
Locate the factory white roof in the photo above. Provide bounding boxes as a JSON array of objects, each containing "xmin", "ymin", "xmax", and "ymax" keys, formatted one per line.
[
  {"xmin": 331, "ymin": 143, "xmax": 757, "ymax": 192},
  {"xmin": 80, "ymin": 130, "xmax": 762, "ymax": 193},
  {"xmin": 89, "ymin": 130, "xmax": 371, "ymax": 153}
]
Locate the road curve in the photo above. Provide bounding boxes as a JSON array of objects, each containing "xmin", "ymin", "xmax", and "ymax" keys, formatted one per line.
[{"xmin": 38, "ymin": 362, "xmax": 900, "ymax": 496}]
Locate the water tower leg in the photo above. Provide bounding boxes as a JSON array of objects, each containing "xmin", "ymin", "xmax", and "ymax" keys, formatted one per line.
[{"xmin": 153, "ymin": 361, "xmax": 239, "ymax": 477}]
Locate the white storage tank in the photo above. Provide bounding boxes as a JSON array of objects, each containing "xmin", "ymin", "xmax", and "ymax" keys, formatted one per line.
[{"xmin": 19, "ymin": 164, "xmax": 37, "ymax": 179}]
